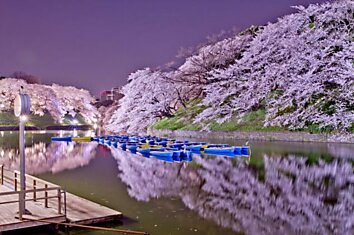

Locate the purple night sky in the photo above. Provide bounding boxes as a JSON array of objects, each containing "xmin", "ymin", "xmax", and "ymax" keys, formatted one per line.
[{"xmin": 0, "ymin": 0, "xmax": 329, "ymax": 96}]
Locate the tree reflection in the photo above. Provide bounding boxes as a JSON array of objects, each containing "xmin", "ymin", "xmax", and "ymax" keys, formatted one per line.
[
  {"xmin": 111, "ymin": 149, "xmax": 354, "ymax": 235},
  {"xmin": 0, "ymin": 142, "xmax": 97, "ymax": 174}
]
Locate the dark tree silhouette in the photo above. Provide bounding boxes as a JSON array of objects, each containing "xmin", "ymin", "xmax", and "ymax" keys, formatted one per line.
[{"xmin": 11, "ymin": 71, "xmax": 41, "ymax": 84}]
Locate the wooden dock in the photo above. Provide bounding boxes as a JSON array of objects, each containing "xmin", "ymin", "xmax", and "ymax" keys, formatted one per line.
[{"xmin": 0, "ymin": 165, "xmax": 122, "ymax": 232}]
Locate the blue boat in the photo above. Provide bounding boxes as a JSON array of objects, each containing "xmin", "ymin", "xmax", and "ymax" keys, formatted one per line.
[
  {"xmin": 181, "ymin": 151, "xmax": 193, "ymax": 161},
  {"xmin": 172, "ymin": 154, "xmax": 181, "ymax": 162},
  {"xmin": 234, "ymin": 147, "xmax": 242, "ymax": 155},
  {"xmin": 150, "ymin": 151, "xmax": 174, "ymax": 158},
  {"xmin": 241, "ymin": 147, "xmax": 250, "ymax": 156},
  {"xmin": 51, "ymin": 136, "xmax": 72, "ymax": 142},
  {"xmin": 232, "ymin": 147, "xmax": 250, "ymax": 156},
  {"xmin": 185, "ymin": 145, "xmax": 202, "ymax": 151},
  {"xmin": 103, "ymin": 139, "xmax": 111, "ymax": 144},
  {"xmin": 168, "ymin": 143, "xmax": 184, "ymax": 148},
  {"xmin": 111, "ymin": 141, "xmax": 118, "ymax": 148},
  {"xmin": 204, "ymin": 147, "xmax": 236, "ymax": 154},
  {"xmin": 157, "ymin": 141, "xmax": 168, "ymax": 147},
  {"xmin": 127, "ymin": 145, "xmax": 138, "ymax": 152},
  {"xmin": 137, "ymin": 148, "xmax": 150, "ymax": 154},
  {"xmin": 119, "ymin": 143, "xmax": 127, "ymax": 149},
  {"xmin": 150, "ymin": 147, "xmax": 166, "ymax": 152},
  {"xmin": 166, "ymin": 147, "xmax": 179, "ymax": 151},
  {"xmin": 140, "ymin": 153, "xmax": 151, "ymax": 158},
  {"xmin": 172, "ymin": 151, "xmax": 181, "ymax": 158}
]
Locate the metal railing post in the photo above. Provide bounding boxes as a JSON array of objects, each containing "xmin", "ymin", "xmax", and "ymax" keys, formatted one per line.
[
  {"xmin": 64, "ymin": 189, "xmax": 67, "ymax": 219},
  {"xmin": 14, "ymin": 172, "xmax": 17, "ymax": 191},
  {"xmin": 44, "ymin": 184, "xmax": 48, "ymax": 208},
  {"xmin": 57, "ymin": 188, "xmax": 61, "ymax": 214},
  {"xmin": 33, "ymin": 180, "xmax": 36, "ymax": 201},
  {"xmin": 1, "ymin": 165, "xmax": 3, "ymax": 185}
]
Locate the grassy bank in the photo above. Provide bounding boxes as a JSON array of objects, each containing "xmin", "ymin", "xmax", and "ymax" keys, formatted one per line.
[
  {"xmin": 0, "ymin": 112, "xmax": 56, "ymax": 128},
  {"xmin": 151, "ymin": 99, "xmax": 353, "ymax": 134},
  {"xmin": 150, "ymin": 99, "xmax": 286, "ymax": 132},
  {"xmin": 0, "ymin": 111, "xmax": 88, "ymax": 128}
]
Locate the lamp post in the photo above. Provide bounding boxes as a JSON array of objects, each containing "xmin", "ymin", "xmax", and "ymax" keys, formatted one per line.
[{"xmin": 14, "ymin": 89, "xmax": 31, "ymax": 220}]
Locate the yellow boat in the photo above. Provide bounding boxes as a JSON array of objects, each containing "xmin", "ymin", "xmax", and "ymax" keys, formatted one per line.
[
  {"xmin": 139, "ymin": 144, "xmax": 150, "ymax": 149},
  {"xmin": 71, "ymin": 137, "xmax": 92, "ymax": 142},
  {"xmin": 151, "ymin": 145, "xmax": 163, "ymax": 149}
]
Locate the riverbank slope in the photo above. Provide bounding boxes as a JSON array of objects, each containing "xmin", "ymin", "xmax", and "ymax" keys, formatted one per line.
[{"xmin": 148, "ymin": 129, "xmax": 354, "ymax": 144}]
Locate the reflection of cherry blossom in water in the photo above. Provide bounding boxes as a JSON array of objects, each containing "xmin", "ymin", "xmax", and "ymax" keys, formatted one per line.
[
  {"xmin": 327, "ymin": 144, "xmax": 354, "ymax": 159},
  {"xmin": 0, "ymin": 142, "xmax": 98, "ymax": 174},
  {"xmin": 111, "ymin": 149, "xmax": 354, "ymax": 235},
  {"xmin": 111, "ymin": 149, "xmax": 196, "ymax": 201}
]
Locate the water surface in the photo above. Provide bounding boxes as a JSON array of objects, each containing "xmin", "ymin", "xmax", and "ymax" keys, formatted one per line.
[{"xmin": 0, "ymin": 131, "xmax": 353, "ymax": 235}]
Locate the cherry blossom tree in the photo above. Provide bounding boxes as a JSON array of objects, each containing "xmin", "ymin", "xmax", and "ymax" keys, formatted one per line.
[
  {"xmin": 51, "ymin": 84, "xmax": 98, "ymax": 123},
  {"xmin": 107, "ymin": 68, "xmax": 178, "ymax": 134},
  {"xmin": 196, "ymin": 0, "xmax": 354, "ymax": 135},
  {"xmin": 0, "ymin": 78, "xmax": 98, "ymax": 124},
  {"xmin": 107, "ymin": 0, "xmax": 353, "ymax": 137}
]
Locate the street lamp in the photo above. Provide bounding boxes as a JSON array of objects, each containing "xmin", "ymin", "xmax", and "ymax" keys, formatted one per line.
[{"xmin": 14, "ymin": 89, "xmax": 31, "ymax": 220}]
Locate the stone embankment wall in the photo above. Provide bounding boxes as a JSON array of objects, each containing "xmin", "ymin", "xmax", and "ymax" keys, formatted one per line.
[{"xmin": 148, "ymin": 129, "xmax": 354, "ymax": 144}]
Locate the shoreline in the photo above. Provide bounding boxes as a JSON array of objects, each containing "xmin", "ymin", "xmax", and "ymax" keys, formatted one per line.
[
  {"xmin": 0, "ymin": 125, "xmax": 92, "ymax": 131},
  {"xmin": 148, "ymin": 129, "xmax": 354, "ymax": 144}
]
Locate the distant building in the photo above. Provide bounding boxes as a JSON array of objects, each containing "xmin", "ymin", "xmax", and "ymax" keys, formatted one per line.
[
  {"xmin": 100, "ymin": 90, "xmax": 112, "ymax": 101},
  {"xmin": 100, "ymin": 87, "xmax": 123, "ymax": 102}
]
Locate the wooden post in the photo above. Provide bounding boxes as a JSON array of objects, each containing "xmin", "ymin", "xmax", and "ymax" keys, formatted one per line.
[
  {"xmin": 57, "ymin": 189, "xmax": 61, "ymax": 214},
  {"xmin": 33, "ymin": 180, "xmax": 36, "ymax": 201},
  {"xmin": 1, "ymin": 165, "xmax": 3, "ymax": 185},
  {"xmin": 44, "ymin": 184, "xmax": 48, "ymax": 208},
  {"xmin": 14, "ymin": 172, "xmax": 17, "ymax": 191}
]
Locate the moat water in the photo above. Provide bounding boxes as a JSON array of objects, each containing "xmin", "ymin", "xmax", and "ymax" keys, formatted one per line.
[{"xmin": 0, "ymin": 130, "xmax": 353, "ymax": 235}]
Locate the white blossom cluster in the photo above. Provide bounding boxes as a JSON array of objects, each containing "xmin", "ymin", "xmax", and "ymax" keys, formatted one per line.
[
  {"xmin": 107, "ymin": 68, "xmax": 179, "ymax": 134},
  {"xmin": 107, "ymin": 29, "xmax": 255, "ymax": 133},
  {"xmin": 196, "ymin": 0, "xmax": 354, "ymax": 132},
  {"xmin": 107, "ymin": 0, "xmax": 353, "ymax": 134},
  {"xmin": 0, "ymin": 78, "xmax": 98, "ymax": 123}
]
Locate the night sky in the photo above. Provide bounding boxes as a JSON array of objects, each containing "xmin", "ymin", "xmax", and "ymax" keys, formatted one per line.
[{"xmin": 0, "ymin": 0, "xmax": 329, "ymax": 96}]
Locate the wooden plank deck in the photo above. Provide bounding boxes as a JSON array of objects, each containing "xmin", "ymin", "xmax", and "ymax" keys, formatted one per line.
[
  {"xmin": 49, "ymin": 191, "xmax": 123, "ymax": 225},
  {"xmin": 0, "ymin": 184, "xmax": 66, "ymax": 231},
  {"xmin": 0, "ymin": 166, "xmax": 122, "ymax": 232}
]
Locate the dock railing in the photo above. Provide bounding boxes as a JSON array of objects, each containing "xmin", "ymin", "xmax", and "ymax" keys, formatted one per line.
[{"xmin": 0, "ymin": 164, "xmax": 66, "ymax": 218}]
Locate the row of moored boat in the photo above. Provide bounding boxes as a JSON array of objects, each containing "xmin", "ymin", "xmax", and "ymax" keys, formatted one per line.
[{"xmin": 51, "ymin": 135, "xmax": 251, "ymax": 163}]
